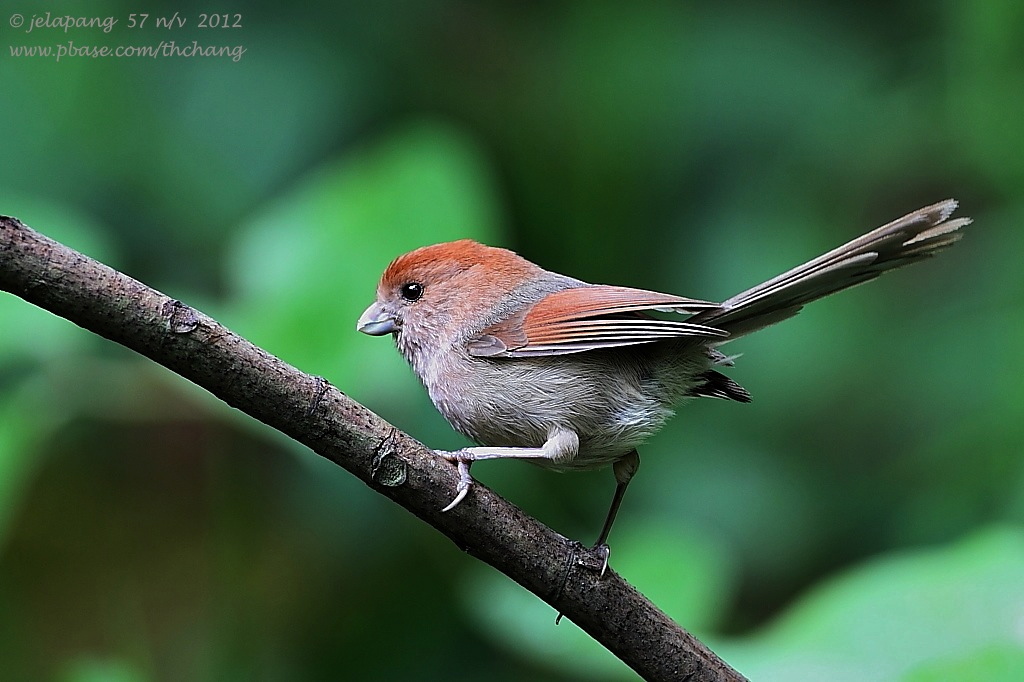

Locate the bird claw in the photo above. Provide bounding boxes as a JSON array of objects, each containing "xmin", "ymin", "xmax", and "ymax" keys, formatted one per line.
[
  {"xmin": 554, "ymin": 542, "xmax": 613, "ymax": 624},
  {"xmin": 593, "ymin": 543, "xmax": 611, "ymax": 578},
  {"xmin": 569, "ymin": 542, "xmax": 613, "ymax": 578},
  {"xmin": 438, "ymin": 450, "xmax": 474, "ymax": 512}
]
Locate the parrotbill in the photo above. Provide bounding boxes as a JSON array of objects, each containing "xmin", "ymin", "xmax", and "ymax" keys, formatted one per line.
[{"xmin": 358, "ymin": 200, "xmax": 970, "ymax": 567}]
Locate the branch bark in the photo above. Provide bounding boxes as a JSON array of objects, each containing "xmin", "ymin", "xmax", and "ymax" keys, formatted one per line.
[{"xmin": 0, "ymin": 215, "xmax": 746, "ymax": 682}]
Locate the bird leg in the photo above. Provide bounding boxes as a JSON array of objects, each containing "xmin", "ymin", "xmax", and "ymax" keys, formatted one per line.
[
  {"xmin": 438, "ymin": 435, "xmax": 637, "ymax": 579},
  {"xmin": 436, "ymin": 428, "xmax": 579, "ymax": 512},
  {"xmin": 592, "ymin": 450, "xmax": 640, "ymax": 576},
  {"xmin": 553, "ymin": 449, "xmax": 642, "ymax": 623},
  {"xmin": 437, "ymin": 446, "xmax": 550, "ymax": 512}
]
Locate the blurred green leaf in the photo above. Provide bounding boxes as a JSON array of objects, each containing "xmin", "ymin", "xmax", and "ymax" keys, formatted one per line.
[
  {"xmin": 611, "ymin": 519, "xmax": 738, "ymax": 634},
  {"xmin": 724, "ymin": 526, "xmax": 1024, "ymax": 681},
  {"xmin": 902, "ymin": 643, "xmax": 1024, "ymax": 682}
]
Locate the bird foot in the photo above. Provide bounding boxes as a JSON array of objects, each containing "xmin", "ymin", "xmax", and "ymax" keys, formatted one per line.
[
  {"xmin": 437, "ymin": 450, "xmax": 474, "ymax": 512},
  {"xmin": 553, "ymin": 543, "xmax": 612, "ymax": 625},
  {"xmin": 569, "ymin": 542, "xmax": 613, "ymax": 576},
  {"xmin": 592, "ymin": 543, "xmax": 611, "ymax": 578}
]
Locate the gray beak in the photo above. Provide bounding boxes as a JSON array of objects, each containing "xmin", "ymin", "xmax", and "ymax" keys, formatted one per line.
[{"xmin": 357, "ymin": 302, "xmax": 397, "ymax": 336}]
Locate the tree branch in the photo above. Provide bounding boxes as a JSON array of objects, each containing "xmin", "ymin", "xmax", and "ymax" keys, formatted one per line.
[{"xmin": 0, "ymin": 215, "xmax": 746, "ymax": 682}]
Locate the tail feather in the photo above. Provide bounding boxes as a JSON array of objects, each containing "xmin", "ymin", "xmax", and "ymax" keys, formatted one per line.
[
  {"xmin": 689, "ymin": 369, "xmax": 752, "ymax": 402},
  {"xmin": 692, "ymin": 199, "xmax": 971, "ymax": 340}
]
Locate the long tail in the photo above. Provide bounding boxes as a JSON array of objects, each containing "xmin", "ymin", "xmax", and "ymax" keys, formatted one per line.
[{"xmin": 691, "ymin": 199, "xmax": 972, "ymax": 340}]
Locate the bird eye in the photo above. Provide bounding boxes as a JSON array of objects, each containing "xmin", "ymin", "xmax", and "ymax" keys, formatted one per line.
[{"xmin": 399, "ymin": 282, "xmax": 423, "ymax": 302}]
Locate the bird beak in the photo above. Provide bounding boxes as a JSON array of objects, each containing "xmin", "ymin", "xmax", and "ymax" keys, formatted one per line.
[{"xmin": 357, "ymin": 302, "xmax": 397, "ymax": 336}]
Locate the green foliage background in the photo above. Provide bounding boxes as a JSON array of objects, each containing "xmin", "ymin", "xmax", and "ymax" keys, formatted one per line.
[{"xmin": 2, "ymin": 3, "xmax": 1023, "ymax": 680}]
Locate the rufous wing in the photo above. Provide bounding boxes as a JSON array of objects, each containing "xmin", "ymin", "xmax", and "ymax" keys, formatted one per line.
[{"xmin": 467, "ymin": 285, "xmax": 727, "ymax": 357}]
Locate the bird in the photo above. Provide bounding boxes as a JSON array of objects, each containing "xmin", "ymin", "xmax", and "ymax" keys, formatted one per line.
[{"xmin": 357, "ymin": 199, "xmax": 970, "ymax": 567}]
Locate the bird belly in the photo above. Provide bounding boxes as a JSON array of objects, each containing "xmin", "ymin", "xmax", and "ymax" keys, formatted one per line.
[{"xmin": 423, "ymin": 349, "xmax": 698, "ymax": 472}]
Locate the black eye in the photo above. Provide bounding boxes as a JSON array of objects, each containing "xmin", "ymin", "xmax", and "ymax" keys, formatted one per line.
[{"xmin": 399, "ymin": 282, "xmax": 423, "ymax": 302}]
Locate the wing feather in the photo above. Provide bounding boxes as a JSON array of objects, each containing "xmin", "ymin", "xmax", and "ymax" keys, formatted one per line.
[{"xmin": 468, "ymin": 285, "xmax": 726, "ymax": 358}]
